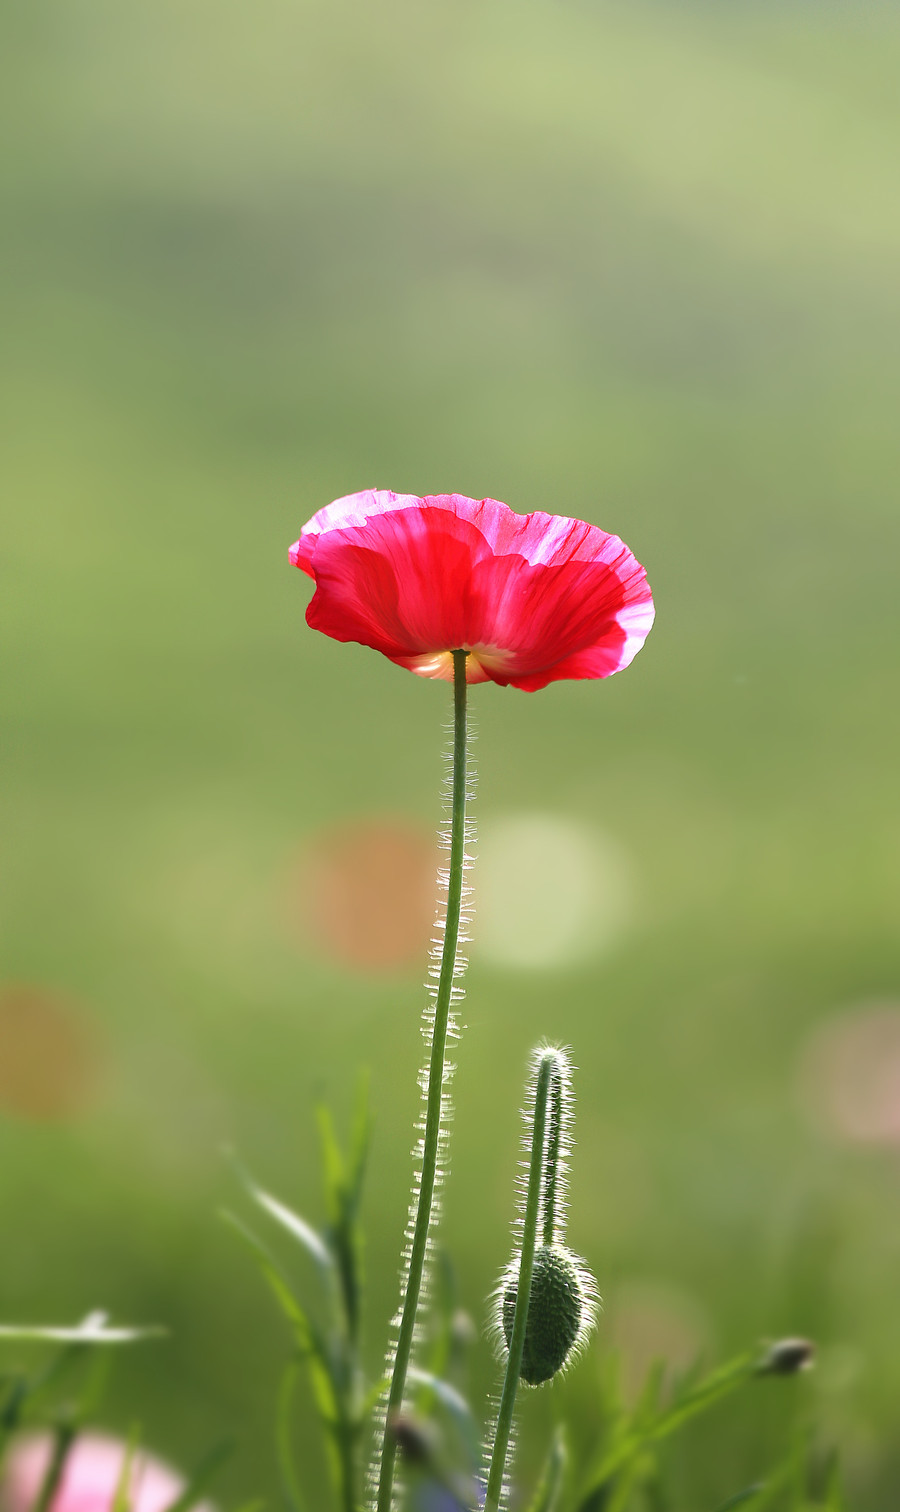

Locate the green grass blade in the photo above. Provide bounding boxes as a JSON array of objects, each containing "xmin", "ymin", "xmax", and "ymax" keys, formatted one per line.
[
  {"xmin": 348, "ymin": 1070, "xmax": 372, "ymax": 1213},
  {"xmin": 160, "ymin": 1439, "xmax": 234, "ymax": 1512},
  {"xmin": 524, "ymin": 1426, "xmax": 567, "ymax": 1512},
  {"xmin": 236, "ymin": 1168, "xmax": 335, "ymax": 1287},
  {"xmin": 711, "ymin": 1486, "xmax": 767, "ymax": 1512},
  {"xmin": 824, "ymin": 1454, "xmax": 845, "ymax": 1511},
  {"xmin": 317, "ymin": 1105, "xmax": 345, "ymax": 1229},
  {"xmin": 645, "ymin": 1352, "xmax": 757, "ymax": 1445},
  {"xmin": 0, "ymin": 1315, "xmax": 164, "ymax": 1345},
  {"xmin": 276, "ymin": 1359, "xmax": 307, "ymax": 1512},
  {"xmin": 222, "ymin": 1211, "xmax": 344, "ymax": 1491},
  {"xmin": 581, "ymin": 1352, "xmax": 758, "ymax": 1503},
  {"xmin": 31, "ymin": 1424, "xmax": 78, "ymax": 1512},
  {"xmin": 221, "ymin": 1212, "xmax": 315, "ymax": 1343},
  {"xmin": 112, "ymin": 1425, "xmax": 142, "ymax": 1512},
  {"xmin": 408, "ymin": 1367, "xmax": 482, "ymax": 1473}
]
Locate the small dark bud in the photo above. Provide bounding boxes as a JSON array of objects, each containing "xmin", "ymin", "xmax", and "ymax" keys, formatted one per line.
[
  {"xmin": 758, "ymin": 1337, "xmax": 815, "ymax": 1376},
  {"xmin": 502, "ymin": 1245, "xmax": 585, "ymax": 1385},
  {"xmin": 387, "ymin": 1411, "xmax": 438, "ymax": 1466}
]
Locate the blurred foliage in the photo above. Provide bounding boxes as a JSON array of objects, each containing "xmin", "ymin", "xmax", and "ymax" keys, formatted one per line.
[{"xmin": 1, "ymin": 0, "xmax": 900, "ymax": 1508}]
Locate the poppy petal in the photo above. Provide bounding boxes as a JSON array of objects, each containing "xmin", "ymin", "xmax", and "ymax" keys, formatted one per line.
[{"xmin": 291, "ymin": 492, "xmax": 653, "ymax": 691}]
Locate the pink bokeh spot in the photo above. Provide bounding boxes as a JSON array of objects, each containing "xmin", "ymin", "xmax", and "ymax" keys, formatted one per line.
[
  {"xmin": 799, "ymin": 1003, "xmax": 900, "ymax": 1146},
  {"xmin": 289, "ymin": 491, "xmax": 654, "ymax": 690},
  {"xmin": 1, "ymin": 1434, "xmax": 209, "ymax": 1512}
]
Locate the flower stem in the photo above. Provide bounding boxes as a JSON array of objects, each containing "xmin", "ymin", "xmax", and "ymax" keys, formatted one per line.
[
  {"xmin": 484, "ymin": 1050, "xmax": 556, "ymax": 1512},
  {"xmin": 375, "ymin": 648, "xmax": 469, "ymax": 1512}
]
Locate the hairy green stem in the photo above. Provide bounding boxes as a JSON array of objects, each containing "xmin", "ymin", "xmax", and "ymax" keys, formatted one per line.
[
  {"xmin": 541, "ymin": 1059, "xmax": 564, "ymax": 1247},
  {"xmin": 376, "ymin": 649, "xmax": 469, "ymax": 1512},
  {"xmin": 484, "ymin": 1051, "xmax": 555, "ymax": 1512}
]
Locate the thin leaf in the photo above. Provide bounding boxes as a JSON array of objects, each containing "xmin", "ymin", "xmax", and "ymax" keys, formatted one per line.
[
  {"xmin": 642, "ymin": 1463, "xmax": 672, "ymax": 1512},
  {"xmin": 221, "ymin": 1213, "xmax": 342, "ymax": 1484},
  {"xmin": 711, "ymin": 1486, "xmax": 767, "ymax": 1512},
  {"xmin": 0, "ymin": 1313, "xmax": 164, "ymax": 1345},
  {"xmin": 160, "ymin": 1439, "xmax": 234, "ymax": 1512},
  {"xmin": 276, "ymin": 1359, "xmax": 306, "ymax": 1512},
  {"xmin": 316, "ymin": 1105, "xmax": 345, "ymax": 1230},
  {"xmin": 646, "ymin": 1352, "xmax": 757, "ymax": 1444},
  {"xmin": 713, "ymin": 1452, "xmax": 799, "ymax": 1512},
  {"xmin": 582, "ymin": 1353, "xmax": 757, "ymax": 1501},
  {"xmin": 0, "ymin": 1375, "xmax": 29, "ymax": 1432},
  {"xmin": 112, "ymin": 1426, "xmax": 142, "ymax": 1512},
  {"xmin": 408, "ymin": 1367, "xmax": 482, "ymax": 1471},
  {"xmin": 578, "ymin": 1455, "xmax": 644, "ymax": 1512},
  {"xmin": 824, "ymin": 1454, "xmax": 845, "ymax": 1512},
  {"xmin": 318, "ymin": 1080, "xmax": 371, "ymax": 1349},
  {"xmin": 348, "ymin": 1069, "xmax": 372, "ymax": 1212},
  {"xmin": 524, "ymin": 1426, "xmax": 567, "ymax": 1512},
  {"xmin": 237, "ymin": 1168, "xmax": 334, "ymax": 1286},
  {"xmin": 220, "ymin": 1212, "xmax": 314, "ymax": 1343},
  {"xmin": 32, "ymin": 1423, "xmax": 77, "ymax": 1512},
  {"xmin": 632, "ymin": 1359, "xmax": 665, "ymax": 1433}
]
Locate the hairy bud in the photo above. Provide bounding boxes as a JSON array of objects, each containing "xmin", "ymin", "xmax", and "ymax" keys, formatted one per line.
[
  {"xmin": 489, "ymin": 1047, "xmax": 598, "ymax": 1394},
  {"xmin": 501, "ymin": 1244, "xmax": 587, "ymax": 1385}
]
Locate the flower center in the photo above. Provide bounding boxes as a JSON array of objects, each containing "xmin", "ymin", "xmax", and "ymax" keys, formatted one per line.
[{"xmin": 407, "ymin": 646, "xmax": 514, "ymax": 683}]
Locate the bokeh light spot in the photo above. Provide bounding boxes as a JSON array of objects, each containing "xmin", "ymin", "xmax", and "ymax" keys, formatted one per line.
[
  {"xmin": 0, "ymin": 984, "xmax": 97, "ymax": 1122},
  {"xmin": 474, "ymin": 813, "xmax": 632, "ymax": 969},
  {"xmin": 604, "ymin": 1281, "xmax": 710, "ymax": 1404},
  {"xmin": 292, "ymin": 818, "xmax": 437, "ymax": 972},
  {"xmin": 798, "ymin": 1001, "xmax": 900, "ymax": 1146}
]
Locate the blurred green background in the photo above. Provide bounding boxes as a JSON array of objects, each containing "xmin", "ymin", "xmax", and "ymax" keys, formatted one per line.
[{"xmin": 2, "ymin": 0, "xmax": 900, "ymax": 1506}]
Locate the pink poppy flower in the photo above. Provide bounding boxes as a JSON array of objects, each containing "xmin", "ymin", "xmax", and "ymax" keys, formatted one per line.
[
  {"xmin": 289, "ymin": 491, "xmax": 654, "ymax": 691},
  {"xmin": 1, "ymin": 1433, "xmax": 208, "ymax": 1512}
]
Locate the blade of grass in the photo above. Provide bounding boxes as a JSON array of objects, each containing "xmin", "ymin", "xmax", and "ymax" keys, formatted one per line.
[
  {"xmin": 317, "ymin": 1106, "xmax": 345, "ymax": 1229},
  {"xmin": 235, "ymin": 1169, "xmax": 334, "ymax": 1290},
  {"xmin": 524, "ymin": 1427, "xmax": 567, "ymax": 1512},
  {"xmin": 31, "ymin": 1423, "xmax": 77, "ymax": 1512},
  {"xmin": 111, "ymin": 1425, "xmax": 142, "ymax": 1512},
  {"xmin": 408, "ymin": 1368, "xmax": 482, "ymax": 1476},
  {"xmin": 160, "ymin": 1440, "xmax": 234, "ymax": 1512},
  {"xmin": 0, "ymin": 1320, "xmax": 164, "ymax": 1345},
  {"xmin": 824, "ymin": 1454, "xmax": 845, "ymax": 1511},
  {"xmin": 586, "ymin": 1352, "xmax": 758, "ymax": 1495},
  {"xmin": 711, "ymin": 1487, "xmax": 767, "ymax": 1512},
  {"xmin": 221, "ymin": 1213, "xmax": 340, "ymax": 1421},
  {"xmin": 276, "ymin": 1359, "xmax": 307, "ymax": 1512}
]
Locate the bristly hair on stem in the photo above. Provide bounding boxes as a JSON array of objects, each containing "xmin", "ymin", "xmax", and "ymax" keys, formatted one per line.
[{"xmin": 371, "ymin": 650, "xmax": 476, "ymax": 1512}]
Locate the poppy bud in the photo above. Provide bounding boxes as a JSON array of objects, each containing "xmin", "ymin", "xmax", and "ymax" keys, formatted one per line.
[
  {"xmin": 387, "ymin": 1411, "xmax": 439, "ymax": 1468},
  {"xmin": 757, "ymin": 1337, "xmax": 815, "ymax": 1376},
  {"xmin": 501, "ymin": 1244, "xmax": 588, "ymax": 1385}
]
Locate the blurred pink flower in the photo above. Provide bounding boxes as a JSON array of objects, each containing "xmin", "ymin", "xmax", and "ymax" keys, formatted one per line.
[{"xmin": 1, "ymin": 1434, "xmax": 204, "ymax": 1512}]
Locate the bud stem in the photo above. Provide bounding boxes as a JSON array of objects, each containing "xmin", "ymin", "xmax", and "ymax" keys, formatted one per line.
[
  {"xmin": 485, "ymin": 1049, "xmax": 560, "ymax": 1512},
  {"xmin": 376, "ymin": 649, "xmax": 469, "ymax": 1512},
  {"xmin": 541, "ymin": 1056, "xmax": 564, "ymax": 1247}
]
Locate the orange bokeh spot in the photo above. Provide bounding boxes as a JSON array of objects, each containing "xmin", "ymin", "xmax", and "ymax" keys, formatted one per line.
[
  {"xmin": 292, "ymin": 819, "xmax": 437, "ymax": 972},
  {"xmin": 799, "ymin": 1002, "xmax": 900, "ymax": 1146},
  {"xmin": 605, "ymin": 1283, "xmax": 709, "ymax": 1404},
  {"xmin": 0, "ymin": 984, "xmax": 97, "ymax": 1122}
]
